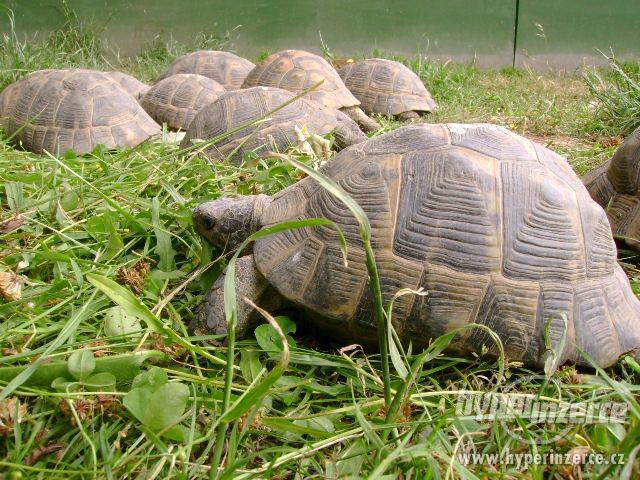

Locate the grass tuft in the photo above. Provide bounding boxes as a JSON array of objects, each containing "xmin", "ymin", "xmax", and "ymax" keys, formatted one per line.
[{"xmin": 584, "ymin": 56, "xmax": 640, "ymax": 136}]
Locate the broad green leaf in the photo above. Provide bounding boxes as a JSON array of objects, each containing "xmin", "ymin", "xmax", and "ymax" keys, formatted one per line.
[
  {"xmin": 84, "ymin": 372, "xmax": 117, "ymax": 390},
  {"xmin": 124, "ymin": 369, "xmax": 190, "ymax": 439},
  {"xmin": 67, "ymin": 349, "xmax": 96, "ymax": 381},
  {"xmin": 123, "ymin": 386, "xmax": 153, "ymax": 424},
  {"xmin": 239, "ymin": 349, "xmax": 263, "ymax": 384},
  {"xmin": 51, "ymin": 377, "xmax": 76, "ymax": 391},
  {"xmin": 104, "ymin": 306, "xmax": 143, "ymax": 338},
  {"xmin": 163, "ymin": 424, "xmax": 191, "ymax": 443},
  {"xmin": 131, "ymin": 367, "xmax": 168, "ymax": 391},
  {"xmin": 254, "ymin": 316, "xmax": 297, "ymax": 352},
  {"xmin": 143, "ymin": 382, "xmax": 190, "ymax": 432}
]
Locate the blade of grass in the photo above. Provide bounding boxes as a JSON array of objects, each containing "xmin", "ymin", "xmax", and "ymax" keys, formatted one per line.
[{"xmin": 279, "ymin": 154, "xmax": 393, "ymax": 408}]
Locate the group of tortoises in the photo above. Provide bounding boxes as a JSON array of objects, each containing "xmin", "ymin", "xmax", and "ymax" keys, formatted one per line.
[
  {"xmin": 2, "ymin": 49, "xmax": 640, "ymax": 369},
  {"xmin": 0, "ymin": 49, "xmax": 437, "ymax": 158}
]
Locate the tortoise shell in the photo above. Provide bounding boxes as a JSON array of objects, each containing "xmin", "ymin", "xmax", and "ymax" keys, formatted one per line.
[
  {"xmin": 0, "ymin": 69, "xmax": 161, "ymax": 155},
  {"xmin": 583, "ymin": 126, "xmax": 640, "ymax": 247},
  {"xmin": 252, "ymin": 123, "xmax": 639, "ymax": 368},
  {"xmin": 156, "ymin": 51, "xmax": 255, "ymax": 90},
  {"xmin": 242, "ymin": 50, "xmax": 360, "ymax": 110},
  {"xmin": 180, "ymin": 86, "xmax": 366, "ymax": 164},
  {"xmin": 338, "ymin": 58, "xmax": 438, "ymax": 116},
  {"xmin": 104, "ymin": 71, "xmax": 150, "ymax": 100},
  {"xmin": 0, "ymin": 80, "xmax": 20, "ymax": 123},
  {"xmin": 141, "ymin": 74, "xmax": 226, "ymax": 130}
]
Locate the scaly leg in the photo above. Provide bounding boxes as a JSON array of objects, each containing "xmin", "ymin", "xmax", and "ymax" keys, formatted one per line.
[
  {"xmin": 191, "ymin": 255, "xmax": 285, "ymax": 337},
  {"xmin": 341, "ymin": 106, "xmax": 381, "ymax": 133}
]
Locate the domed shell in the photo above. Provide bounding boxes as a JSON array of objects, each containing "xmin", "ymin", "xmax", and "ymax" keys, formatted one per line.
[
  {"xmin": 141, "ymin": 74, "xmax": 226, "ymax": 130},
  {"xmin": 180, "ymin": 86, "xmax": 366, "ymax": 164},
  {"xmin": 1, "ymin": 69, "xmax": 161, "ymax": 155},
  {"xmin": 156, "ymin": 51, "xmax": 255, "ymax": 90},
  {"xmin": 254, "ymin": 123, "xmax": 639, "ymax": 368},
  {"xmin": 338, "ymin": 58, "xmax": 438, "ymax": 116},
  {"xmin": 242, "ymin": 50, "xmax": 360, "ymax": 110},
  {"xmin": 583, "ymin": 126, "xmax": 640, "ymax": 247},
  {"xmin": 104, "ymin": 71, "xmax": 150, "ymax": 100}
]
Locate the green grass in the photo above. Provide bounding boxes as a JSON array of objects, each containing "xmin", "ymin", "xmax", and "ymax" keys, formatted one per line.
[{"xmin": 1, "ymin": 10, "xmax": 640, "ymax": 479}]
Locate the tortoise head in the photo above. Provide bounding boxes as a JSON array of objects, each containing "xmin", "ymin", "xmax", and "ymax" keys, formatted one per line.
[{"xmin": 193, "ymin": 194, "xmax": 271, "ymax": 252}]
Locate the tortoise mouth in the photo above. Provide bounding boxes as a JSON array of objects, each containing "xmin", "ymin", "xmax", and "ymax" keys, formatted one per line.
[{"xmin": 192, "ymin": 202, "xmax": 220, "ymax": 245}]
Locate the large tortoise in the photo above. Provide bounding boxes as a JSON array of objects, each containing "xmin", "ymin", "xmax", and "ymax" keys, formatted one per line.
[
  {"xmin": 338, "ymin": 58, "xmax": 438, "ymax": 119},
  {"xmin": 583, "ymin": 126, "xmax": 640, "ymax": 248},
  {"xmin": 180, "ymin": 86, "xmax": 366, "ymax": 164},
  {"xmin": 103, "ymin": 71, "xmax": 150, "ymax": 100},
  {"xmin": 141, "ymin": 74, "xmax": 226, "ymax": 130},
  {"xmin": 242, "ymin": 50, "xmax": 381, "ymax": 133},
  {"xmin": 0, "ymin": 69, "xmax": 160, "ymax": 155},
  {"xmin": 156, "ymin": 51, "xmax": 255, "ymax": 90},
  {"xmin": 192, "ymin": 123, "xmax": 640, "ymax": 368}
]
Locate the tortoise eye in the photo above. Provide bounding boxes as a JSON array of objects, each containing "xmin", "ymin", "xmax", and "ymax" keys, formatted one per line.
[{"xmin": 203, "ymin": 217, "xmax": 216, "ymax": 231}]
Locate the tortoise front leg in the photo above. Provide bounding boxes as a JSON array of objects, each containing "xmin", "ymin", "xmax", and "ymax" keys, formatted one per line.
[{"xmin": 191, "ymin": 255, "xmax": 285, "ymax": 338}]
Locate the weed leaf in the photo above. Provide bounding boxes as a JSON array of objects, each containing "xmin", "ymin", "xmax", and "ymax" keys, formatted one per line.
[{"xmin": 67, "ymin": 349, "xmax": 96, "ymax": 381}]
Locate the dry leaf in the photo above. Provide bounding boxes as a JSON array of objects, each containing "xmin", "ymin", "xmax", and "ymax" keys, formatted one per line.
[
  {"xmin": 0, "ymin": 215, "xmax": 24, "ymax": 233},
  {"xmin": 24, "ymin": 442, "xmax": 65, "ymax": 466},
  {"xmin": 0, "ymin": 397, "xmax": 27, "ymax": 436},
  {"xmin": 59, "ymin": 399, "xmax": 95, "ymax": 427},
  {"xmin": 116, "ymin": 259, "xmax": 151, "ymax": 294},
  {"xmin": 0, "ymin": 271, "xmax": 21, "ymax": 301}
]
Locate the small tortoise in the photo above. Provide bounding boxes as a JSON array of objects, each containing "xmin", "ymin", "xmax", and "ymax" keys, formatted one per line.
[
  {"xmin": 180, "ymin": 86, "xmax": 366, "ymax": 164},
  {"xmin": 156, "ymin": 50, "xmax": 255, "ymax": 90},
  {"xmin": 338, "ymin": 58, "xmax": 438, "ymax": 119},
  {"xmin": 0, "ymin": 69, "xmax": 160, "ymax": 155},
  {"xmin": 242, "ymin": 50, "xmax": 381, "ymax": 133},
  {"xmin": 583, "ymin": 126, "xmax": 640, "ymax": 248},
  {"xmin": 192, "ymin": 123, "xmax": 640, "ymax": 368},
  {"xmin": 103, "ymin": 71, "xmax": 150, "ymax": 100},
  {"xmin": 141, "ymin": 74, "xmax": 226, "ymax": 130}
]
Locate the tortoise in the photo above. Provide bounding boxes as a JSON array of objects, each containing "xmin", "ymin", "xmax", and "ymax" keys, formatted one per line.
[
  {"xmin": 338, "ymin": 58, "xmax": 438, "ymax": 119},
  {"xmin": 180, "ymin": 86, "xmax": 367, "ymax": 164},
  {"xmin": 583, "ymin": 126, "xmax": 640, "ymax": 248},
  {"xmin": 141, "ymin": 74, "xmax": 226, "ymax": 130},
  {"xmin": 156, "ymin": 50, "xmax": 255, "ymax": 90},
  {"xmin": 242, "ymin": 50, "xmax": 381, "ymax": 133},
  {"xmin": 103, "ymin": 71, "xmax": 150, "ymax": 100},
  {"xmin": 192, "ymin": 123, "xmax": 640, "ymax": 368},
  {"xmin": 0, "ymin": 69, "xmax": 161, "ymax": 155}
]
